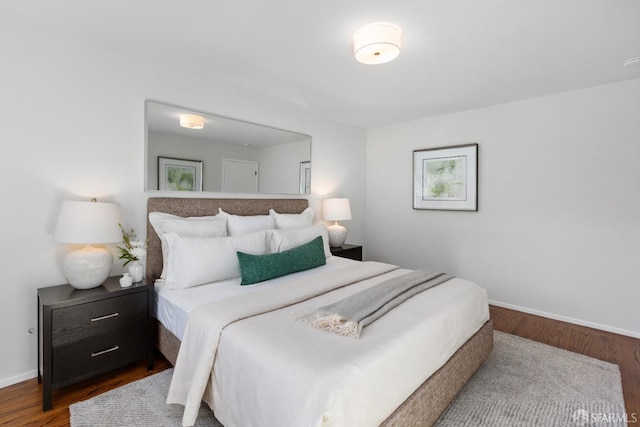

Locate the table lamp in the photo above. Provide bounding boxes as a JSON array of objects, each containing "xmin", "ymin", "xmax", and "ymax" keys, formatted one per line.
[
  {"xmin": 322, "ymin": 198, "xmax": 352, "ymax": 247},
  {"xmin": 53, "ymin": 199, "xmax": 122, "ymax": 289}
]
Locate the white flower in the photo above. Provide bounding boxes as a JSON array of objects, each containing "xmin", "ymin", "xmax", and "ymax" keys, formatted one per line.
[
  {"xmin": 130, "ymin": 240, "xmax": 145, "ymax": 248},
  {"xmin": 130, "ymin": 247, "xmax": 147, "ymax": 259}
]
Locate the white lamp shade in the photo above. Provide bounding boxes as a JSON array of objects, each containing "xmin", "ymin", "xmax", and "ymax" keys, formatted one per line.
[
  {"xmin": 322, "ymin": 198, "xmax": 352, "ymax": 221},
  {"xmin": 354, "ymin": 23, "xmax": 401, "ymax": 65},
  {"xmin": 179, "ymin": 114, "xmax": 204, "ymax": 129},
  {"xmin": 54, "ymin": 201, "xmax": 122, "ymax": 244}
]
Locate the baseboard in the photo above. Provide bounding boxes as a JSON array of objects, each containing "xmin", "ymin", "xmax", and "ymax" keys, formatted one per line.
[
  {"xmin": 0, "ymin": 369, "xmax": 37, "ymax": 389},
  {"xmin": 489, "ymin": 299, "xmax": 640, "ymax": 340}
]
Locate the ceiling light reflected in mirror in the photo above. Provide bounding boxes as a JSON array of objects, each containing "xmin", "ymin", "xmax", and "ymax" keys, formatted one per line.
[{"xmin": 179, "ymin": 114, "xmax": 204, "ymax": 129}]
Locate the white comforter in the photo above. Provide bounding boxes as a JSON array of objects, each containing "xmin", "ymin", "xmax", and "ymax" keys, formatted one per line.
[{"xmin": 166, "ymin": 261, "xmax": 489, "ymax": 427}]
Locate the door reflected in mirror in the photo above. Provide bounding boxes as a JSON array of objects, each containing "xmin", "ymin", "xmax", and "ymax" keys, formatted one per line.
[{"xmin": 145, "ymin": 101, "xmax": 311, "ymax": 194}]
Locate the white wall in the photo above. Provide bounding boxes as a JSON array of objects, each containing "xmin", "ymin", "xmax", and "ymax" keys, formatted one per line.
[
  {"xmin": 0, "ymin": 19, "xmax": 367, "ymax": 387},
  {"xmin": 258, "ymin": 139, "xmax": 311, "ymax": 194},
  {"xmin": 366, "ymin": 78, "xmax": 640, "ymax": 337}
]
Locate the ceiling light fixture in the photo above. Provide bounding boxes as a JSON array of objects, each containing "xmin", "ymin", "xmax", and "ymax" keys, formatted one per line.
[
  {"xmin": 353, "ymin": 22, "xmax": 401, "ymax": 65},
  {"xmin": 179, "ymin": 114, "xmax": 204, "ymax": 129}
]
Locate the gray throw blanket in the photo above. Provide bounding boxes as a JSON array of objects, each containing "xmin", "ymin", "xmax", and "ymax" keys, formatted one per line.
[{"xmin": 299, "ymin": 268, "xmax": 453, "ymax": 338}]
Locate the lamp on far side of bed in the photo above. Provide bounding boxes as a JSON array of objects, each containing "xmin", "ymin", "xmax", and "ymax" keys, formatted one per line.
[
  {"xmin": 322, "ymin": 198, "xmax": 351, "ymax": 248},
  {"xmin": 53, "ymin": 199, "xmax": 122, "ymax": 289}
]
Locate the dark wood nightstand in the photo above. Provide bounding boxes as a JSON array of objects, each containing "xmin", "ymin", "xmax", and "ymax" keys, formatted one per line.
[
  {"xmin": 37, "ymin": 277, "xmax": 154, "ymax": 411},
  {"xmin": 330, "ymin": 244, "xmax": 363, "ymax": 261}
]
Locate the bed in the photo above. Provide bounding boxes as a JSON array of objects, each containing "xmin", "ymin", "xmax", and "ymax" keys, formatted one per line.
[{"xmin": 146, "ymin": 197, "xmax": 493, "ymax": 427}]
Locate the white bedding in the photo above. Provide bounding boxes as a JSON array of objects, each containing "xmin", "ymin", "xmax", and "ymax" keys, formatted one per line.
[
  {"xmin": 155, "ymin": 256, "xmax": 359, "ymax": 340},
  {"xmin": 159, "ymin": 258, "xmax": 490, "ymax": 427}
]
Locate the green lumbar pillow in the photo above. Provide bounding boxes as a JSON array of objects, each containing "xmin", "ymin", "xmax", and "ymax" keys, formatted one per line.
[{"xmin": 237, "ymin": 235, "xmax": 327, "ymax": 285}]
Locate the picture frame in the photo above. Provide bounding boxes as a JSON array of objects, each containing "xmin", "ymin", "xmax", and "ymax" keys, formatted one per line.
[
  {"xmin": 299, "ymin": 161, "xmax": 311, "ymax": 194},
  {"xmin": 158, "ymin": 156, "xmax": 203, "ymax": 191},
  {"xmin": 413, "ymin": 143, "xmax": 478, "ymax": 211}
]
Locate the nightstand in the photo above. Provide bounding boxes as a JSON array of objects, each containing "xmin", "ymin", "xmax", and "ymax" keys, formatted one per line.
[
  {"xmin": 330, "ymin": 244, "xmax": 363, "ymax": 261},
  {"xmin": 37, "ymin": 276, "xmax": 154, "ymax": 411}
]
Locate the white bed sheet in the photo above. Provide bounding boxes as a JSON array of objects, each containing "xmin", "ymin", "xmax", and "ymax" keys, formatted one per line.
[
  {"xmin": 155, "ymin": 256, "xmax": 360, "ymax": 341},
  {"xmin": 158, "ymin": 258, "xmax": 490, "ymax": 427}
]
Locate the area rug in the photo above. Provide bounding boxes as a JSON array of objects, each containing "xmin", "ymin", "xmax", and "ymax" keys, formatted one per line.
[
  {"xmin": 436, "ymin": 332, "xmax": 626, "ymax": 426},
  {"xmin": 69, "ymin": 331, "xmax": 626, "ymax": 427}
]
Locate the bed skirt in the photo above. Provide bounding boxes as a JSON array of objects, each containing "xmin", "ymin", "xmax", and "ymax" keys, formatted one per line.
[{"xmin": 153, "ymin": 318, "xmax": 493, "ymax": 426}]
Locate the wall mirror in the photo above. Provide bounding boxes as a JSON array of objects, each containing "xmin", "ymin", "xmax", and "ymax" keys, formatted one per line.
[{"xmin": 145, "ymin": 101, "xmax": 311, "ymax": 194}]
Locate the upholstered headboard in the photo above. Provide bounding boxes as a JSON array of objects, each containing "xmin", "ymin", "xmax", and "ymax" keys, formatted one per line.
[{"xmin": 145, "ymin": 197, "xmax": 309, "ymax": 281}]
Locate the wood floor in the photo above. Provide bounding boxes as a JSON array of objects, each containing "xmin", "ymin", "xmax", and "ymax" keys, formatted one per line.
[
  {"xmin": 1, "ymin": 305, "xmax": 638, "ymax": 426},
  {"xmin": 491, "ymin": 305, "xmax": 640, "ymax": 417},
  {"xmin": 0, "ymin": 354, "xmax": 173, "ymax": 427}
]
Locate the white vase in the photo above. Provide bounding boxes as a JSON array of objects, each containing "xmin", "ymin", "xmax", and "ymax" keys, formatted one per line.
[
  {"xmin": 128, "ymin": 261, "xmax": 144, "ymax": 283},
  {"xmin": 119, "ymin": 273, "xmax": 133, "ymax": 287}
]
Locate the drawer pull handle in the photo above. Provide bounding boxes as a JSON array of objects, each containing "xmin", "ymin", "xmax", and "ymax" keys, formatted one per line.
[
  {"xmin": 91, "ymin": 312, "xmax": 119, "ymax": 322},
  {"xmin": 91, "ymin": 346, "xmax": 120, "ymax": 357}
]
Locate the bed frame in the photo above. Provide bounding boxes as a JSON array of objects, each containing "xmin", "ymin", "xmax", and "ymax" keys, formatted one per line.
[{"xmin": 146, "ymin": 197, "xmax": 493, "ymax": 426}]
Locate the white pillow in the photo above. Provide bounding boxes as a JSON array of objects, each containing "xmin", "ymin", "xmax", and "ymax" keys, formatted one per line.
[
  {"xmin": 269, "ymin": 207, "xmax": 314, "ymax": 229},
  {"xmin": 163, "ymin": 230, "xmax": 268, "ymax": 289},
  {"xmin": 268, "ymin": 223, "xmax": 331, "ymax": 258},
  {"xmin": 149, "ymin": 212, "xmax": 228, "ymax": 279},
  {"xmin": 218, "ymin": 208, "xmax": 275, "ymax": 236}
]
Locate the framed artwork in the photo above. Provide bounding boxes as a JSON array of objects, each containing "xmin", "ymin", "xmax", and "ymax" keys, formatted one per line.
[
  {"xmin": 158, "ymin": 156, "xmax": 203, "ymax": 191},
  {"xmin": 299, "ymin": 161, "xmax": 311, "ymax": 194},
  {"xmin": 413, "ymin": 143, "xmax": 478, "ymax": 211}
]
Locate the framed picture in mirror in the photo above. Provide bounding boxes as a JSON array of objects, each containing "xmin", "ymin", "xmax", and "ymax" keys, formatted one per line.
[
  {"xmin": 158, "ymin": 156, "xmax": 203, "ymax": 191},
  {"xmin": 299, "ymin": 161, "xmax": 311, "ymax": 194}
]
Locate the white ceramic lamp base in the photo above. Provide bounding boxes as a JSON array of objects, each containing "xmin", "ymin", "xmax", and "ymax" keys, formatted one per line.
[
  {"xmin": 327, "ymin": 222, "xmax": 347, "ymax": 247},
  {"xmin": 62, "ymin": 245, "xmax": 112, "ymax": 289}
]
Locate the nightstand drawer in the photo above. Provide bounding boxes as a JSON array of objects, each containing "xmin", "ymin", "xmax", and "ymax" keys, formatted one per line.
[
  {"xmin": 52, "ymin": 293, "xmax": 147, "ymax": 347},
  {"xmin": 52, "ymin": 325, "xmax": 147, "ymax": 385}
]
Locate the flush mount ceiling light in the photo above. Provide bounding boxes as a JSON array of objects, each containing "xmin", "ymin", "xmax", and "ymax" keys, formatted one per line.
[
  {"xmin": 353, "ymin": 22, "xmax": 401, "ymax": 65},
  {"xmin": 179, "ymin": 114, "xmax": 204, "ymax": 129}
]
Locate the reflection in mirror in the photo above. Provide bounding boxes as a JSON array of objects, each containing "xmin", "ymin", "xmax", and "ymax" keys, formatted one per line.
[{"xmin": 145, "ymin": 101, "xmax": 311, "ymax": 194}]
